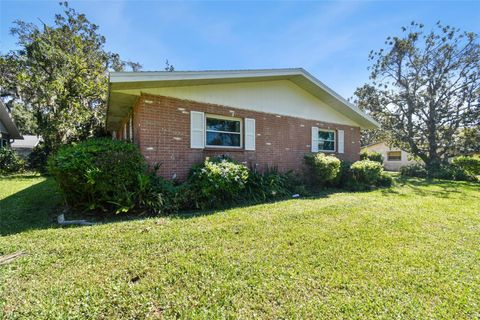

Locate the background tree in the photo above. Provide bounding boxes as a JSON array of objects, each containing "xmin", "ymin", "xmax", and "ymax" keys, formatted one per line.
[
  {"xmin": 355, "ymin": 22, "xmax": 480, "ymax": 174},
  {"xmin": 0, "ymin": 2, "xmax": 142, "ymax": 151}
]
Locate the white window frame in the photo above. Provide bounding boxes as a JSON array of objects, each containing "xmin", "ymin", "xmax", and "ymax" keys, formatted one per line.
[
  {"xmin": 318, "ymin": 129, "xmax": 336, "ymax": 152},
  {"xmin": 205, "ymin": 114, "xmax": 243, "ymax": 149}
]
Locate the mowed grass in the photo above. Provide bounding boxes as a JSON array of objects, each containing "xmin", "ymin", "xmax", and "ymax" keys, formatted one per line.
[{"xmin": 0, "ymin": 174, "xmax": 479, "ymax": 319}]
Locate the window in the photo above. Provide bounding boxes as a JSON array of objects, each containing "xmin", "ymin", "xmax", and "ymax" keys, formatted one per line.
[
  {"xmin": 0, "ymin": 139, "xmax": 8, "ymax": 149},
  {"xmin": 387, "ymin": 151, "xmax": 401, "ymax": 161},
  {"xmin": 205, "ymin": 115, "xmax": 242, "ymax": 148},
  {"xmin": 318, "ymin": 130, "xmax": 335, "ymax": 152}
]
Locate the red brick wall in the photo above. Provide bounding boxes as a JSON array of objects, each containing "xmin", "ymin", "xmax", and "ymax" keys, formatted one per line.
[{"xmin": 128, "ymin": 93, "xmax": 361, "ymax": 180}]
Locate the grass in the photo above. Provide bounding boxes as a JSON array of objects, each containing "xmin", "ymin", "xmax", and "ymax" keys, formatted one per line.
[{"xmin": 0, "ymin": 174, "xmax": 479, "ymax": 319}]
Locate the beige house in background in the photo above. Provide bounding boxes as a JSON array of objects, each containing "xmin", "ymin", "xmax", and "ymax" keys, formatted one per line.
[{"xmin": 362, "ymin": 141, "xmax": 418, "ymax": 171}]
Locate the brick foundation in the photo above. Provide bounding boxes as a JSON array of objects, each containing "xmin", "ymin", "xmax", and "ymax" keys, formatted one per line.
[{"xmin": 124, "ymin": 93, "xmax": 361, "ymax": 180}]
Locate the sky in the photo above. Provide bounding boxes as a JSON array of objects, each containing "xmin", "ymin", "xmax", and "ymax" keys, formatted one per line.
[{"xmin": 1, "ymin": 0, "xmax": 479, "ymax": 99}]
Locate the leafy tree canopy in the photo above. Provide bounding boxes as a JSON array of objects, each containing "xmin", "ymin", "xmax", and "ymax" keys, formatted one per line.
[
  {"xmin": 355, "ymin": 22, "xmax": 480, "ymax": 173},
  {"xmin": 0, "ymin": 1, "xmax": 143, "ymax": 150}
]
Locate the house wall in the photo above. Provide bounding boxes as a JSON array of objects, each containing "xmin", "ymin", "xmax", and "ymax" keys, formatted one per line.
[
  {"xmin": 128, "ymin": 93, "xmax": 361, "ymax": 181},
  {"xmin": 116, "ymin": 80, "xmax": 358, "ymax": 127},
  {"xmin": 363, "ymin": 143, "xmax": 416, "ymax": 171}
]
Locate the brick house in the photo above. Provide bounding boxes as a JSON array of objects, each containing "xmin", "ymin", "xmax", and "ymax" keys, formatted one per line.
[{"xmin": 107, "ymin": 68, "xmax": 379, "ymax": 180}]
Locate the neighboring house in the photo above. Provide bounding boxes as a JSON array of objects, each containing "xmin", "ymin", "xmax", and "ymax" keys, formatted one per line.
[
  {"xmin": 0, "ymin": 100, "xmax": 23, "ymax": 148},
  {"xmin": 107, "ymin": 68, "xmax": 379, "ymax": 180},
  {"xmin": 362, "ymin": 141, "xmax": 417, "ymax": 171},
  {"xmin": 11, "ymin": 135, "xmax": 42, "ymax": 158}
]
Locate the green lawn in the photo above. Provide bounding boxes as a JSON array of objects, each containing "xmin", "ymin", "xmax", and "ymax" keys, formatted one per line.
[{"xmin": 1, "ymin": 174, "xmax": 479, "ymax": 319}]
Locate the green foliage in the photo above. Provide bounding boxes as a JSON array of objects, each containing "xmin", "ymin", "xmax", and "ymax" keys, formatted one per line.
[
  {"xmin": 0, "ymin": 2, "xmax": 142, "ymax": 151},
  {"xmin": 355, "ymin": 22, "xmax": 480, "ymax": 174},
  {"xmin": 10, "ymin": 101, "xmax": 38, "ymax": 135},
  {"xmin": 452, "ymin": 155, "xmax": 480, "ymax": 176},
  {"xmin": 350, "ymin": 160, "xmax": 385, "ymax": 190},
  {"xmin": 400, "ymin": 163, "xmax": 428, "ymax": 178},
  {"xmin": 27, "ymin": 142, "xmax": 51, "ymax": 172},
  {"xmin": 378, "ymin": 172, "xmax": 394, "ymax": 187},
  {"xmin": 48, "ymin": 138, "xmax": 147, "ymax": 213},
  {"xmin": 244, "ymin": 168, "xmax": 306, "ymax": 203},
  {"xmin": 360, "ymin": 150, "xmax": 384, "ymax": 164},
  {"xmin": 0, "ymin": 148, "xmax": 25, "ymax": 174},
  {"xmin": 304, "ymin": 153, "xmax": 341, "ymax": 185},
  {"xmin": 187, "ymin": 157, "xmax": 250, "ymax": 209},
  {"xmin": 432, "ymin": 164, "xmax": 477, "ymax": 182}
]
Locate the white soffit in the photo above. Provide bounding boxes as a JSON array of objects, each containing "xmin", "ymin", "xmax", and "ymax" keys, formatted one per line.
[{"xmin": 107, "ymin": 68, "xmax": 380, "ymax": 130}]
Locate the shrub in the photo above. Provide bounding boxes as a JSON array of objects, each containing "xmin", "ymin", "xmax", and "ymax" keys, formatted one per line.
[
  {"xmin": 0, "ymin": 148, "xmax": 25, "ymax": 174},
  {"xmin": 136, "ymin": 171, "xmax": 188, "ymax": 214},
  {"xmin": 433, "ymin": 164, "xmax": 477, "ymax": 182},
  {"xmin": 360, "ymin": 151, "xmax": 384, "ymax": 164},
  {"xmin": 329, "ymin": 160, "xmax": 352, "ymax": 188},
  {"xmin": 304, "ymin": 153, "xmax": 341, "ymax": 185},
  {"xmin": 452, "ymin": 156, "xmax": 480, "ymax": 176},
  {"xmin": 350, "ymin": 160, "xmax": 384, "ymax": 189},
  {"xmin": 188, "ymin": 156, "xmax": 249, "ymax": 209},
  {"xmin": 28, "ymin": 142, "xmax": 51, "ymax": 172},
  {"xmin": 400, "ymin": 163, "xmax": 428, "ymax": 178},
  {"xmin": 48, "ymin": 138, "xmax": 147, "ymax": 213},
  {"xmin": 244, "ymin": 167, "xmax": 306, "ymax": 202},
  {"xmin": 378, "ymin": 172, "xmax": 394, "ymax": 187}
]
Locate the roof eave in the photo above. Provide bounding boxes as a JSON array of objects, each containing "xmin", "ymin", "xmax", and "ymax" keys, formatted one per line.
[
  {"xmin": 107, "ymin": 68, "xmax": 381, "ymax": 130},
  {"xmin": 0, "ymin": 101, "xmax": 23, "ymax": 139}
]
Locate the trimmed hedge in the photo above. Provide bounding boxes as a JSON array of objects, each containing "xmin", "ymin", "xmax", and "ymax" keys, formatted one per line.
[
  {"xmin": 304, "ymin": 153, "xmax": 341, "ymax": 185},
  {"xmin": 360, "ymin": 151, "xmax": 384, "ymax": 164},
  {"xmin": 350, "ymin": 160, "xmax": 386, "ymax": 189}
]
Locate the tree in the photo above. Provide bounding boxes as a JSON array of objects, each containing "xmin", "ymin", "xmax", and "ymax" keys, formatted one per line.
[
  {"xmin": 0, "ymin": 2, "xmax": 142, "ymax": 150},
  {"xmin": 452, "ymin": 126, "xmax": 480, "ymax": 155},
  {"xmin": 10, "ymin": 102, "xmax": 37, "ymax": 135},
  {"xmin": 355, "ymin": 22, "xmax": 480, "ymax": 174}
]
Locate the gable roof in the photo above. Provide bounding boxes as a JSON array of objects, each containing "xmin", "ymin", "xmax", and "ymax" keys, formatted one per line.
[
  {"xmin": 11, "ymin": 135, "xmax": 42, "ymax": 149},
  {"xmin": 107, "ymin": 68, "xmax": 380, "ymax": 130},
  {"xmin": 0, "ymin": 100, "xmax": 23, "ymax": 139}
]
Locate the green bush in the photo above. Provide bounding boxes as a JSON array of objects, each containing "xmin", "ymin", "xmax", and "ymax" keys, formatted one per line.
[
  {"xmin": 0, "ymin": 148, "xmax": 25, "ymax": 174},
  {"xmin": 244, "ymin": 168, "xmax": 306, "ymax": 202},
  {"xmin": 329, "ymin": 160, "xmax": 352, "ymax": 188},
  {"xmin": 48, "ymin": 138, "xmax": 147, "ymax": 213},
  {"xmin": 360, "ymin": 151, "xmax": 384, "ymax": 164},
  {"xmin": 136, "ymin": 170, "xmax": 188, "ymax": 214},
  {"xmin": 188, "ymin": 156, "xmax": 250, "ymax": 209},
  {"xmin": 400, "ymin": 163, "xmax": 428, "ymax": 178},
  {"xmin": 304, "ymin": 153, "xmax": 341, "ymax": 185},
  {"xmin": 28, "ymin": 142, "xmax": 51, "ymax": 172},
  {"xmin": 433, "ymin": 164, "xmax": 477, "ymax": 182},
  {"xmin": 378, "ymin": 172, "xmax": 394, "ymax": 187},
  {"xmin": 452, "ymin": 156, "xmax": 480, "ymax": 176},
  {"xmin": 350, "ymin": 160, "xmax": 384, "ymax": 189}
]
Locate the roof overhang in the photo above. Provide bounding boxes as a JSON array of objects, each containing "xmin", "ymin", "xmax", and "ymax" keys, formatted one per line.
[
  {"xmin": 0, "ymin": 101, "xmax": 23, "ymax": 140},
  {"xmin": 107, "ymin": 68, "xmax": 380, "ymax": 130}
]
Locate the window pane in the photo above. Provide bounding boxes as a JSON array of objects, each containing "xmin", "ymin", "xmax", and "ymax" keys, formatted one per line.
[
  {"xmin": 206, "ymin": 132, "xmax": 241, "ymax": 147},
  {"xmin": 387, "ymin": 151, "xmax": 401, "ymax": 161},
  {"xmin": 320, "ymin": 141, "xmax": 335, "ymax": 151},
  {"xmin": 318, "ymin": 131, "xmax": 335, "ymax": 141},
  {"xmin": 206, "ymin": 118, "xmax": 240, "ymax": 133}
]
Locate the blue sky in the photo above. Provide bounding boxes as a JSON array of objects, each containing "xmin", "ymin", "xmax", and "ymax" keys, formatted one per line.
[{"xmin": 1, "ymin": 1, "xmax": 479, "ymax": 98}]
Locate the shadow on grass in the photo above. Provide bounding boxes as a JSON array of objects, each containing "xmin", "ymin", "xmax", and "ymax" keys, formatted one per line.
[
  {"xmin": 394, "ymin": 177, "xmax": 478, "ymax": 198},
  {"xmin": 0, "ymin": 176, "xmax": 62, "ymax": 236},
  {"xmin": 2, "ymin": 175, "xmax": 477, "ymax": 236}
]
